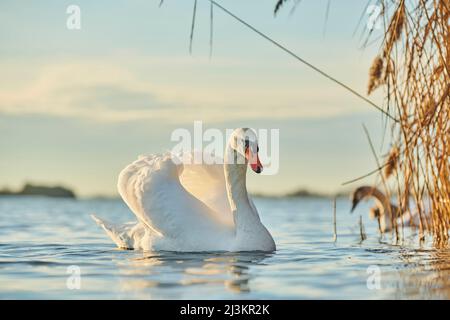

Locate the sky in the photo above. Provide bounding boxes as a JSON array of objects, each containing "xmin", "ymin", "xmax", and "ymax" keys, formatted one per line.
[{"xmin": 0, "ymin": 0, "xmax": 391, "ymax": 197}]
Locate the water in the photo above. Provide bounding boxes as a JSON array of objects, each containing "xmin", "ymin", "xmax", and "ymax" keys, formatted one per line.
[{"xmin": 0, "ymin": 195, "xmax": 449, "ymax": 299}]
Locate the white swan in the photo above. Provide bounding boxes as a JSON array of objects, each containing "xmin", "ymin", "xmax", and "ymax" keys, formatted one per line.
[
  {"xmin": 350, "ymin": 186, "xmax": 432, "ymax": 233},
  {"xmin": 92, "ymin": 128, "xmax": 276, "ymax": 252}
]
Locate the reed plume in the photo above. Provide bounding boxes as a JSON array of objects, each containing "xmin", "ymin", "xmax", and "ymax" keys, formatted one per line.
[
  {"xmin": 384, "ymin": 146, "xmax": 399, "ymax": 179},
  {"xmin": 368, "ymin": 56, "xmax": 384, "ymax": 95}
]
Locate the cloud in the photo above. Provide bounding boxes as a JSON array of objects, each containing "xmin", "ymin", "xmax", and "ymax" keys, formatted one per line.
[
  {"xmin": 0, "ymin": 56, "xmax": 374, "ymax": 123},
  {"xmin": 0, "ymin": 61, "xmax": 175, "ymax": 121},
  {"xmin": 67, "ymin": 85, "xmax": 161, "ymax": 111}
]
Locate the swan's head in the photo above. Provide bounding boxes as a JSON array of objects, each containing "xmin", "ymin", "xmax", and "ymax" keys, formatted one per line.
[
  {"xmin": 350, "ymin": 186, "xmax": 373, "ymax": 212},
  {"xmin": 228, "ymin": 128, "xmax": 263, "ymax": 174}
]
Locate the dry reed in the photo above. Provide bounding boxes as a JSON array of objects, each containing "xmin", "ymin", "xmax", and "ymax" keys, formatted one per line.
[
  {"xmin": 333, "ymin": 197, "xmax": 337, "ymax": 242},
  {"xmin": 366, "ymin": 0, "xmax": 450, "ymax": 245}
]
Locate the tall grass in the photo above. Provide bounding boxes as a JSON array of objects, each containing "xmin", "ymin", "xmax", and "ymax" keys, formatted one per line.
[{"xmin": 367, "ymin": 0, "xmax": 449, "ymax": 245}]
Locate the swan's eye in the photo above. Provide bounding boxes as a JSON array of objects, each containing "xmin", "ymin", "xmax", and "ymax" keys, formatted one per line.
[{"xmin": 244, "ymin": 139, "xmax": 250, "ymax": 150}]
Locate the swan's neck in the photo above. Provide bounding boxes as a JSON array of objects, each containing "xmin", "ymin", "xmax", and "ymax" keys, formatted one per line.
[
  {"xmin": 224, "ymin": 148, "xmax": 260, "ymax": 231},
  {"xmin": 363, "ymin": 187, "xmax": 398, "ymax": 218}
]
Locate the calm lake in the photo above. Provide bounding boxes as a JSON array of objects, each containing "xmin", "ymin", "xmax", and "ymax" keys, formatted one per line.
[{"xmin": 0, "ymin": 196, "xmax": 449, "ymax": 299}]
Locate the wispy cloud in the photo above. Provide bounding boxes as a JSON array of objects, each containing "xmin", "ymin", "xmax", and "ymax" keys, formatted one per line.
[
  {"xmin": 0, "ymin": 55, "xmax": 371, "ymax": 123},
  {"xmin": 0, "ymin": 60, "xmax": 164, "ymax": 121}
]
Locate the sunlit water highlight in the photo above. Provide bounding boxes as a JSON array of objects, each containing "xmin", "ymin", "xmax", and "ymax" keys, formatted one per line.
[{"xmin": 0, "ymin": 196, "xmax": 449, "ymax": 299}]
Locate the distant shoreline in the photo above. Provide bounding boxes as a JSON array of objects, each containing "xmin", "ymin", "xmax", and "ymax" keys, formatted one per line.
[
  {"xmin": 251, "ymin": 189, "xmax": 350, "ymax": 199},
  {"xmin": 0, "ymin": 184, "xmax": 76, "ymax": 199},
  {"xmin": 0, "ymin": 184, "xmax": 349, "ymax": 200}
]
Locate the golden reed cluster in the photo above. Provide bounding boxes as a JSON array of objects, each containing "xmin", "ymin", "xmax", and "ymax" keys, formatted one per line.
[{"xmin": 368, "ymin": 0, "xmax": 450, "ymax": 245}]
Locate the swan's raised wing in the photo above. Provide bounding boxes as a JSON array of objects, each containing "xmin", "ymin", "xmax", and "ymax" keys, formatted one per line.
[
  {"xmin": 117, "ymin": 154, "xmax": 167, "ymax": 236},
  {"xmin": 178, "ymin": 151, "xmax": 233, "ymax": 226},
  {"xmin": 117, "ymin": 153, "xmax": 233, "ymax": 242}
]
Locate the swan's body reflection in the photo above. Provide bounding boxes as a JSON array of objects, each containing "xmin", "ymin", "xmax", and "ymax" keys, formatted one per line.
[{"xmin": 114, "ymin": 251, "xmax": 273, "ymax": 298}]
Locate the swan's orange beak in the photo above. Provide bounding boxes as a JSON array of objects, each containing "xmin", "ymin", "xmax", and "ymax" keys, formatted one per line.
[{"xmin": 245, "ymin": 147, "xmax": 263, "ymax": 174}]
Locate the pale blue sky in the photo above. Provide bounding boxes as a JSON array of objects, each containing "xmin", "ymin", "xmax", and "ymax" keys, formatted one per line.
[{"xmin": 0, "ymin": 0, "xmax": 390, "ymax": 197}]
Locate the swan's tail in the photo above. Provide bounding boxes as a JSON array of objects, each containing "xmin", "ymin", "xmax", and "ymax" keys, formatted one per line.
[{"xmin": 91, "ymin": 214, "xmax": 142, "ymax": 249}]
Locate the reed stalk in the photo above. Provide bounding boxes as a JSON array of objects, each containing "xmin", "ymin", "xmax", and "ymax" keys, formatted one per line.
[{"xmin": 333, "ymin": 197, "xmax": 337, "ymax": 242}]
